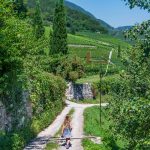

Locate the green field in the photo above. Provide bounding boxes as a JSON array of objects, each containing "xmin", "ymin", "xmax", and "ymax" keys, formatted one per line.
[
  {"xmin": 76, "ymin": 74, "xmax": 119, "ymax": 84},
  {"xmin": 77, "ymin": 32, "xmax": 130, "ymax": 49},
  {"xmin": 45, "ymin": 26, "xmax": 129, "ymax": 75}
]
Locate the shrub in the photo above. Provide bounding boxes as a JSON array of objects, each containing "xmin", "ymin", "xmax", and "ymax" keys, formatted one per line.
[
  {"xmin": 102, "ymin": 133, "xmax": 120, "ymax": 150},
  {"xmin": 11, "ymin": 134, "xmax": 25, "ymax": 150},
  {"xmin": 48, "ymin": 55, "xmax": 85, "ymax": 82},
  {"xmin": 69, "ymin": 71, "xmax": 79, "ymax": 82},
  {"xmin": 92, "ymin": 75, "xmax": 120, "ymax": 95},
  {"xmin": 0, "ymin": 71, "xmax": 66, "ymax": 150}
]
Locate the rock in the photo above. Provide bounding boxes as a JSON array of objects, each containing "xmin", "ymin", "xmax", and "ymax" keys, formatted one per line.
[
  {"xmin": 66, "ymin": 82, "xmax": 93, "ymax": 100},
  {"xmin": 91, "ymin": 137, "xmax": 102, "ymax": 144}
]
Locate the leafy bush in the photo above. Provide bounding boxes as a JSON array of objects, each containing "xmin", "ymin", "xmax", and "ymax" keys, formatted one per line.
[
  {"xmin": 68, "ymin": 71, "xmax": 79, "ymax": 82},
  {"xmin": 102, "ymin": 133, "xmax": 120, "ymax": 150},
  {"xmin": 110, "ymin": 16, "xmax": 150, "ymax": 150},
  {"xmin": 0, "ymin": 71, "xmax": 66, "ymax": 150},
  {"xmin": 0, "ymin": 3, "xmax": 66, "ymax": 150},
  {"xmin": 11, "ymin": 134, "xmax": 25, "ymax": 150},
  {"xmin": 48, "ymin": 55, "xmax": 85, "ymax": 82},
  {"xmin": 92, "ymin": 74, "xmax": 120, "ymax": 95}
]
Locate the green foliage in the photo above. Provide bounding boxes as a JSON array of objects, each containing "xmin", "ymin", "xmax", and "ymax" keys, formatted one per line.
[
  {"xmin": 110, "ymin": 48, "xmax": 150, "ymax": 149},
  {"xmin": 0, "ymin": 16, "xmax": 38, "ymax": 125},
  {"xmin": 33, "ymin": 0, "xmax": 45, "ymax": 39},
  {"xmin": 125, "ymin": 20, "xmax": 150, "ymax": 57},
  {"xmin": 82, "ymin": 139, "xmax": 103, "ymax": 150},
  {"xmin": 93, "ymin": 75, "xmax": 119, "ymax": 95},
  {"xmin": 0, "ymin": 2, "xmax": 66, "ymax": 150},
  {"xmin": 50, "ymin": 0, "xmax": 68, "ymax": 55},
  {"xmin": 48, "ymin": 55, "xmax": 85, "ymax": 81},
  {"xmin": 45, "ymin": 142, "xmax": 58, "ymax": 150},
  {"xmin": 45, "ymin": 26, "xmax": 129, "ymax": 76},
  {"xmin": 27, "ymin": 70, "xmax": 66, "ymax": 116},
  {"xmin": 13, "ymin": 0, "xmax": 27, "ymax": 18},
  {"xmin": 109, "ymin": 2, "xmax": 150, "ymax": 148},
  {"xmin": 68, "ymin": 71, "xmax": 79, "ymax": 82},
  {"xmin": 49, "ymin": 28, "xmax": 53, "ymax": 54},
  {"xmin": 66, "ymin": 7, "xmax": 108, "ymax": 33},
  {"xmin": 123, "ymin": 0, "xmax": 150, "ymax": 12},
  {"xmin": 11, "ymin": 134, "xmax": 25, "ymax": 150},
  {"xmin": 117, "ymin": 45, "xmax": 121, "ymax": 58},
  {"xmin": 27, "ymin": 0, "xmax": 108, "ymax": 33}
]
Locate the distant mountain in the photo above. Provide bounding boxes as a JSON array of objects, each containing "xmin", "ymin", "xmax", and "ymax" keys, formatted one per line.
[
  {"xmin": 27, "ymin": 0, "xmax": 108, "ymax": 33},
  {"xmin": 64, "ymin": 1, "xmax": 95, "ymax": 18},
  {"xmin": 26, "ymin": 0, "xmax": 132, "ymax": 36},
  {"xmin": 97, "ymin": 19, "xmax": 114, "ymax": 31},
  {"xmin": 65, "ymin": 1, "xmax": 114, "ymax": 32},
  {"xmin": 116, "ymin": 26, "xmax": 132, "ymax": 31}
]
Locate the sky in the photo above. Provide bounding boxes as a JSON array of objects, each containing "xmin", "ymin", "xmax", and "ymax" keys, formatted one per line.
[{"xmin": 67, "ymin": 0, "xmax": 150, "ymax": 28}]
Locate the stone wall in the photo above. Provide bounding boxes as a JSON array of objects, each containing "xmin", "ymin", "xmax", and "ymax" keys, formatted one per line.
[
  {"xmin": 0, "ymin": 91, "xmax": 32, "ymax": 132},
  {"xmin": 66, "ymin": 82, "xmax": 93, "ymax": 100},
  {"xmin": 0, "ymin": 101, "xmax": 6, "ymax": 131}
]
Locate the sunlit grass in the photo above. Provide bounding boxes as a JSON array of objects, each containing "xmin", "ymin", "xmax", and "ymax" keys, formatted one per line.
[{"xmin": 82, "ymin": 106, "xmax": 126, "ymax": 150}]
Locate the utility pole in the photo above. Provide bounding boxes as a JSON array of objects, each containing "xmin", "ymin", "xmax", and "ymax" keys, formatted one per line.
[
  {"xmin": 99, "ymin": 64, "xmax": 102, "ymax": 126},
  {"xmin": 86, "ymin": 50, "xmax": 113, "ymax": 126}
]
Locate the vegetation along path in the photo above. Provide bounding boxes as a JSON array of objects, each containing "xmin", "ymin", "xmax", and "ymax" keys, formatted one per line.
[{"xmin": 24, "ymin": 100, "xmax": 108, "ymax": 150}]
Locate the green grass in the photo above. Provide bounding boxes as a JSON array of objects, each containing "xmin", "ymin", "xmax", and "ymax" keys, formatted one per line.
[
  {"xmin": 82, "ymin": 139, "xmax": 105, "ymax": 150},
  {"xmin": 68, "ymin": 34, "xmax": 113, "ymax": 48},
  {"xmin": 45, "ymin": 142, "xmax": 58, "ymax": 150},
  {"xmin": 76, "ymin": 74, "xmax": 119, "ymax": 84},
  {"xmin": 77, "ymin": 32, "xmax": 130, "ymax": 49},
  {"xmin": 68, "ymin": 108, "xmax": 75, "ymax": 116},
  {"xmin": 71, "ymin": 94, "xmax": 110, "ymax": 104},
  {"xmin": 76, "ymin": 74, "xmax": 100, "ymax": 84},
  {"xmin": 82, "ymin": 106, "xmax": 126, "ymax": 150},
  {"xmin": 69, "ymin": 46, "xmax": 111, "ymax": 58}
]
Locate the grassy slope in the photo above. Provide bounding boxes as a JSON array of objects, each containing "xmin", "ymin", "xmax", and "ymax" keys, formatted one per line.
[
  {"xmin": 45, "ymin": 26, "xmax": 129, "ymax": 75},
  {"xmin": 45, "ymin": 26, "xmax": 129, "ymax": 59},
  {"xmin": 76, "ymin": 74, "xmax": 119, "ymax": 84},
  {"xmin": 77, "ymin": 32, "xmax": 130, "ymax": 49}
]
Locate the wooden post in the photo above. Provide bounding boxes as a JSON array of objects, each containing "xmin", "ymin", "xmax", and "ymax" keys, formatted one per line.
[{"xmin": 86, "ymin": 51, "xmax": 91, "ymax": 63}]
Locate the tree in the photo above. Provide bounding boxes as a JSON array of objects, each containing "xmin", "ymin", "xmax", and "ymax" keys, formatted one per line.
[
  {"xmin": 13, "ymin": 0, "xmax": 27, "ymax": 18},
  {"xmin": 123, "ymin": 0, "xmax": 150, "ymax": 12},
  {"xmin": 50, "ymin": 0, "xmax": 68, "ymax": 55},
  {"xmin": 109, "ymin": 1, "xmax": 150, "ymax": 149},
  {"xmin": 117, "ymin": 45, "xmax": 121, "ymax": 58},
  {"xmin": 49, "ymin": 28, "xmax": 53, "ymax": 54},
  {"xmin": 33, "ymin": 0, "xmax": 45, "ymax": 39}
]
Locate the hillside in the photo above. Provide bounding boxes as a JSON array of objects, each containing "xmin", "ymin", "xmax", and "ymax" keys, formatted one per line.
[
  {"xmin": 115, "ymin": 26, "xmax": 132, "ymax": 31},
  {"xmin": 45, "ymin": 26, "xmax": 130, "ymax": 75},
  {"xmin": 64, "ymin": 0, "xmax": 95, "ymax": 18},
  {"xmin": 27, "ymin": 0, "xmax": 108, "ymax": 33}
]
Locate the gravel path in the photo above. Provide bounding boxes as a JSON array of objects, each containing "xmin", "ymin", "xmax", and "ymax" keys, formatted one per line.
[
  {"xmin": 24, "ymin": 100, "xmax": 108, "ymax": 150},
  {"xmin": 24, "ymin": 106, "xmax": 72, "ymax": 150}
]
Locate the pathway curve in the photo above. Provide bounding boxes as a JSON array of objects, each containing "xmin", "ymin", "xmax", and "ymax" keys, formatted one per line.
[{"xmin": 24, "ymin": 100, "xmax": 108, "ymax": 150}]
